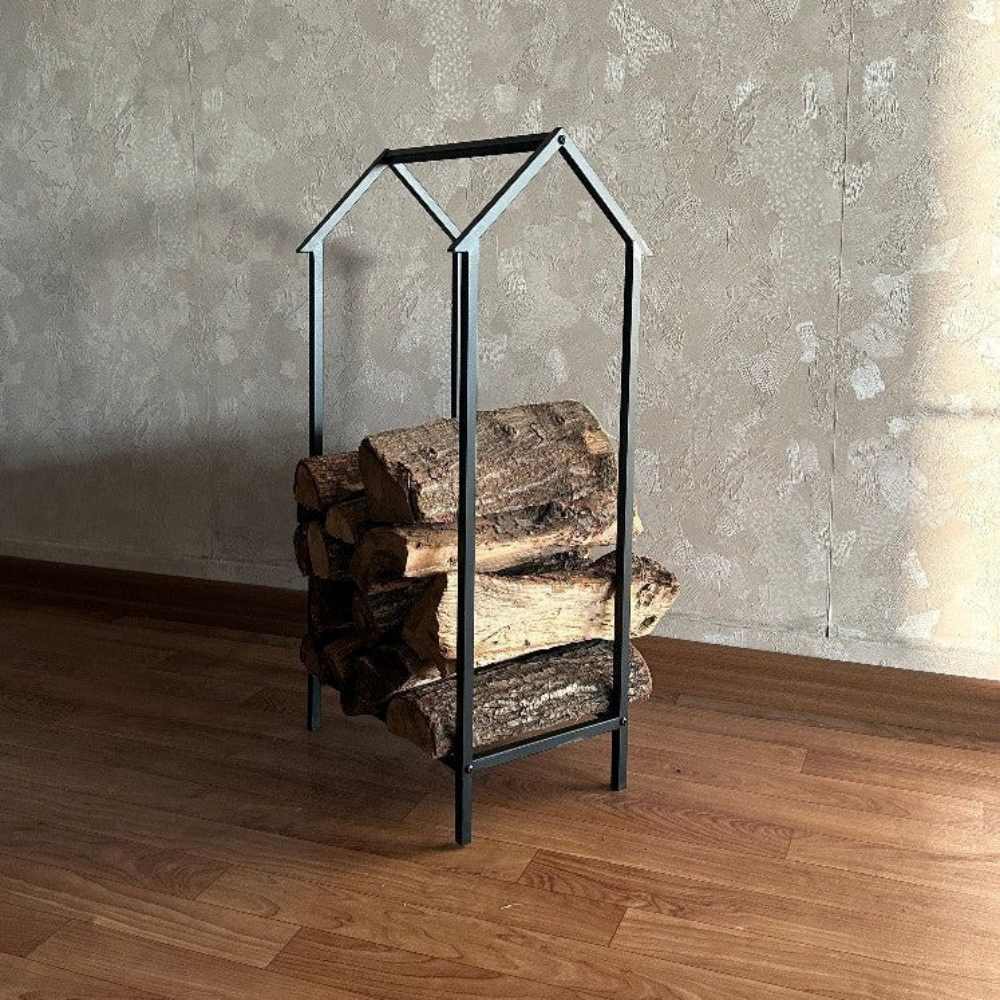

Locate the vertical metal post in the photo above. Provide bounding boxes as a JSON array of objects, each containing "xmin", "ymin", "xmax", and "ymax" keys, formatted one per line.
[
  {"xmin": 454, "ymin": 244, "xmax": 480, "ymax": 845},
  {"xmin": 307, "ymin": 245, "xmax": 325, "ymax": 731},
  {"xmin": 611, "ymin": 241, "xmax": 640, "ymax": 790},
  {"xmin": 308, "ymin": 247, "xmax": 324, "ymax": 456},
  {"xmin": 450, "ymin": 252, "xmax": 461, "ymax": 418}
]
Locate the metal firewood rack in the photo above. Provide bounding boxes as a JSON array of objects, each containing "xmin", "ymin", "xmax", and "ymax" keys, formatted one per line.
[{"xmin": 298, "ymin": 127, "xmax": 650, "ymax": 845}]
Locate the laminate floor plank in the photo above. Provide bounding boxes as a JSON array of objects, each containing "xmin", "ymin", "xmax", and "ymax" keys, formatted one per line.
[
  {"xmin": 30, "ymin": 922, "xmax": 362, "ymax": 1000},
  {"xmin": 655, "ymin": 702, "xmax": 1000, "ymax": 775},
  {"xmin": 4, "ymin": 772, "xmax": 535, "ymax": 885},
  {"xmin": 0, "ymin": 814, "xmax": 228, "ymax": 900},
  {"xmin": 0, "ymin": 952, "xmax": 167, "ymax": 1000},
  {"xmin": 521, "ymin": 849, "xmax": 1000, "ymax": 978},
  {"xmin": 0, "ymin": 898, "xmax": 74, "ymax": 958},
  {"xmin": 272, "ymin": 926, "xmax": 599, "ymax": 1000},
  {"xmin": 0, "ymin": 854, "xmax": 297, "ymax": 968},
  {"xmin": 613, "ymin": 908, "xmax": 996, "ymax": 1000},
  {"xmin": 802, "ymin": 747, "xmax": 1000, "ymax": 806},
  {"xmin": 201, "ymin": 867, "xmax": 822, "ymax": 1000}
]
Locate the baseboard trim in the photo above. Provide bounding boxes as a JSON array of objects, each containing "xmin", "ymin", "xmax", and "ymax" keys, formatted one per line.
[{"xmin": 0, "ymin": 555, "xmax": 304, "ymax": 636}]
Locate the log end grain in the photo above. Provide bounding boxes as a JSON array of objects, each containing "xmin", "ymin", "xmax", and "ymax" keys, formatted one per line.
[{"xmin": 293, "ymin": 452, "xmax": 364, "ymax": 512}]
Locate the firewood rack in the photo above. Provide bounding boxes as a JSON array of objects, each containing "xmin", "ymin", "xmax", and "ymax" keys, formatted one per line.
[{"xmin": 297, "ymin": 128, "xmax": 650, "ymax": 845}]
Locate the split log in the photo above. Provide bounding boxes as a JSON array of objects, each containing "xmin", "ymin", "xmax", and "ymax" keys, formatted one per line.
[
  {"xmin": 338, "ymin": 643, "xmax": 446, "ymax": 717},
  {"xmin": 359, "ymin": 400, "xmax": 616, "ymax": 524},
  {"xmin": 403, "ymin": 553, "xmax": 679, "ymax": 668},
  {"xmin": 386, "ymin": 640, "xmax": 652, "ymax": 758},
  {"xmin": 351, "ymin": 491, "xmax": 641, "ymax": 585},
  {"xmin": 299, "ymin": 632, "xmax": 366, "ymax": 690},
  {"xmin": 305, "ymin": 521, "xmax": 353, "ymax": 580},
  {"xmin": 324, "ymin": 496, "xmax": 367, "ymax": 545},
  {"xmin": 307, "ymin": 578, "xmax": 354, "ymax": 637},
  {"xmin": 352, "ymin": 578, "xmax": 429, "ymax": 637},
  {"xmin": 292, "ymin": 524, "xmax": 311, "ymax": 576},
  {"xmin": 294, "ymin": 452, "xmax": 364, "ymax": 512}
]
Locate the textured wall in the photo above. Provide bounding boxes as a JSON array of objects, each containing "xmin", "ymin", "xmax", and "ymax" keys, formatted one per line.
[{"xmin": 1, "ymin": 2, "xmax": 997, "ymax": 678}]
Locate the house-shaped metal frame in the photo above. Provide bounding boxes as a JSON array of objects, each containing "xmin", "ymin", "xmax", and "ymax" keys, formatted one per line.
[{"xmin": 298, "ymin": 127, "xmax": 650, "ymax": 845}]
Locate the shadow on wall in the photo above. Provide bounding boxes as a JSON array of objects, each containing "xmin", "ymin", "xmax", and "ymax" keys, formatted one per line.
[{"xmin": 0, "ymin": 191, "xmax": 357, "ymax": 583}]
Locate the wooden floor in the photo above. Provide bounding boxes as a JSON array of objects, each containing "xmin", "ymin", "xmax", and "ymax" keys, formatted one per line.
[{"xmin": 1, "ymin": 595, "xmax": 999, "ymax": 999}]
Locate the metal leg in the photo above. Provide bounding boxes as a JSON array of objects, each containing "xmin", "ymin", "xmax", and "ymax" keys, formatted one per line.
[
  {"xmin": 454, "ymin": 245, "xmax": 480, "ymax": 846},
  {"xmin": 611, "ymin": 241, "xmax": 640, "ymax": 792},
  {"xmin": 612, "ymin": 719, "xmax": 629, "ymax": 790},
  {"xmin": 307, "ymin": 674, "xmax": 322, "ymax": 731}
]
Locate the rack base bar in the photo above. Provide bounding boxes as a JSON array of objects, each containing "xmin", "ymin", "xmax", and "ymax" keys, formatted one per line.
[{"xmin": 446, "ymin": 714, "xmax": 625, "ymax": 774}]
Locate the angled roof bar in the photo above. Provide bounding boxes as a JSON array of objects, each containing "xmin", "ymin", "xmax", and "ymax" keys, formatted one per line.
[
  {"xmin": 558, "ymin": 134, "xmax": 652, "ymax": 257},
  {"xmin": 389, "ymin": 163, "xmax": 460, "ymax": 240},
  {"xmin": 383, "ymin": 130, "xmax": 553, "ymax": 163},
  {"xmin": 450, "ymin": 128, "xmax": 563, "ymax": 251},
  {"xmin": 297, "ymin": 153, "xmax": 387, "ymax": 252},
  {"xmin": 297, "ymin": 154, "xmax": 463, "ymax": 252},
  {"xmin": 450, "ymin": 127, "xmax": 651, "ymax": 256}
]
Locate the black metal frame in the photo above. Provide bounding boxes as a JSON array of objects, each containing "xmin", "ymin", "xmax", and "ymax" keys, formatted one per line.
[{"xmin": 298, "ymin": 127, "xmax": 649, "ymax": 845}]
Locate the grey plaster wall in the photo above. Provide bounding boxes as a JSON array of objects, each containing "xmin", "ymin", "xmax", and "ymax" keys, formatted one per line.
[{"xmin": 2, "ymin": 1, "xmax": 998, "ymax": 678}]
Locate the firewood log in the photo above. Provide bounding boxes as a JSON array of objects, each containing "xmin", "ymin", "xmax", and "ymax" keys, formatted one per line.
[
  {"xmin": 403, "ymin": 553, "xmax": 678, "ymax": 668},
  {"xmin": 359, "ymin": 400, "xmax": 616, "ymax": 523},
  {"xmin": 292, "ymin": 524, "xmax": 311, "ymax": 576},
  {"xmin": 299, "ymin": 631, "xmax": 366, "ymax": 691},
  {"xmin": 352, "ymin": 578, "xmax": 430, "ymax": 637},
  {"xmin": 307, "ymin": 578, "xmax": 354, "ymax": 638},
  {"xmin": 324, "ymin": 496, "xmax": 368, "ymax": 544},
  {"xmin": 293, "ymin": 452, "xmax": 363, "ymax": 511},
  {"xmin": 350, "ymin": 491, "xmax": 641, "ymax": 585},
  {"xmin": 338, "ymin": 643, "xmax": 447, "ymax": 717},
  {"xmin": 305, "ymin": 522, "xmax": 353, "ymax": 580},
  {"xmin": 385, "ymin": 640, "xmax": 652, "ymax": 758}
]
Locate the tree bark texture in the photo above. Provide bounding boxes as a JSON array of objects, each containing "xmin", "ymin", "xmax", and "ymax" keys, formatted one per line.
[
  {"xmin": 359, "ymin": 400, "xmax": 616, "ymax": 524},
  {"xmin": 350, "ymin": 490, "xmax": 640, "ymax": 585},
  {"xmin": 305, "ymin": 521, "xmax": 353, "ymax": 580},
  {"xmin": 403, "ymin": 553, "xmax": 678, "ymax": 668},
  {"xmin": 385, "ymin": 640, "xmax": 652, "ymax": 758}
]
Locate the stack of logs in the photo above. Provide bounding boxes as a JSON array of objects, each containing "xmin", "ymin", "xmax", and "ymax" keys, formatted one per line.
[{"xmin": 293, "ymin": 400, "xmax": 679, "ymax": 758}]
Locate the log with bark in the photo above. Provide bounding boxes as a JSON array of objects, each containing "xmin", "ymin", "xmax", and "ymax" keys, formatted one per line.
[
  {"xmin": 350, "ymin": 491, "xmax": 641, "ymax": 586},
  {"xmin": 352, "ymin": 577, "xmax": 430, "ymax": 638},
  {"xmin": 324, "ymin": 496, "xmax": 368, "ymax": 545},
  {"xmin": 385, "ymin": 640, "xmax": 652, "ymax": 758},
  {"xmin": 294, "ymin": 452, "xmax": 364, "ymax": 512},
  {"xmin": 299, "ymin": 631, "xmax": 366, "ymax": 690},
  {"xmin": 403, "ymin": 552, "xmax": 678, "ymax": 668},
  {"xmin": 359, "ymin": 400, "xmax": 617, "ymax": 524},
  {"xmin": 307, "ymin": 578, "xmax": 355, "ymax": 638},
  {"xmin": 338, "ymin": 643, "xmax": 447, "ymax": 717},
  {"xmin": 305, "ymin": 521, "xmax": 353, "ymax": 580}
]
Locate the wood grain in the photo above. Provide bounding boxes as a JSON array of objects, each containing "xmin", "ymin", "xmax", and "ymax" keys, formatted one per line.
[
  {"xmin": 2, "ymin": 592, "xmax": 998, "ymax": 1000},
  {"xmin": 0, "ymin": 854, "xmax": 296, "ymax": 967},
  {"xmin": 0, "ymin": 952, "xmax": 167, "ymax": 999},
  {"xmin": 272, "ymin": 925, "xmax": 589, "ymax": 1000}
]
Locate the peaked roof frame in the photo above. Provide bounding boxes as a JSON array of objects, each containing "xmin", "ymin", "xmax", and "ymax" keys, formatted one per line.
[{"xmin": 297, "ymin": 127, "xmax": 649, "ymax": 847}]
